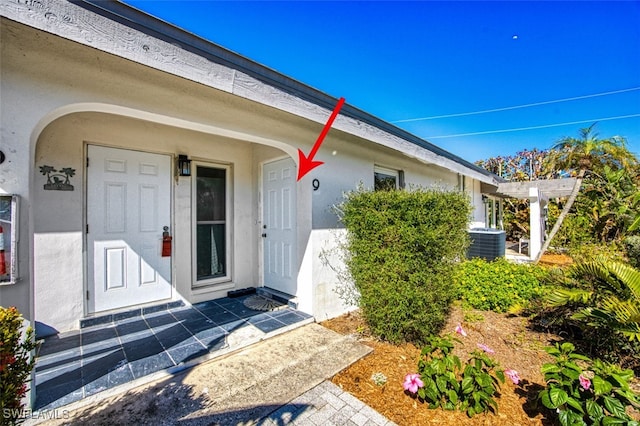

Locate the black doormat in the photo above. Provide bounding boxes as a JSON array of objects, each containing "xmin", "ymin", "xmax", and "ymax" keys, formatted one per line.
[{"xmin": 243, "ymin": 295, "xmax": 285, "ymax": 311}]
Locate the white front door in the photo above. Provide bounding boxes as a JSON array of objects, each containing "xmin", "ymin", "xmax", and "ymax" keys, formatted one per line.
[
  {"xmin": 87, "ymin": 145, "xmax": 172, "ymax": 313},
  {"xmin": 262, "ymin": 158, "xmax": 297, "ymax": 296}
]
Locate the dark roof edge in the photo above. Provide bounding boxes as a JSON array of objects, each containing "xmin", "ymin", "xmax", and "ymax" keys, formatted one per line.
[{"xmin": 75, "ymin": 0, "xmax": 499, "ymax": 183}]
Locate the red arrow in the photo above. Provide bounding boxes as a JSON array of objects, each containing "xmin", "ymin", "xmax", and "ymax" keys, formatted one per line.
[{"xmin": 297, "ymin": 97, "xmax": 345, "ymax": 181}]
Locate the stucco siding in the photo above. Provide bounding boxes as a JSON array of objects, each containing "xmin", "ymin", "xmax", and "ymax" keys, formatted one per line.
[{"xmin": 1, "ymin": 16, "xmax": 494, "ymax": 331}]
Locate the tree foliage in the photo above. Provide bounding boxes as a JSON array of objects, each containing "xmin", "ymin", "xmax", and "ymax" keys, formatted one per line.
[
  {"xmin": 476, "ymin": 124, "xmax": 640, "ymax": 245},
  {"xmin": 475, "ymin": 148, "xmax": 550, "ymax": 182},
  {"xmin": 544, "ymin": 123, "xmax": 638, "ymax": 178},
  {"xmin": 475, "ymin": 149, "xmax": 553, "ymax": 240}
]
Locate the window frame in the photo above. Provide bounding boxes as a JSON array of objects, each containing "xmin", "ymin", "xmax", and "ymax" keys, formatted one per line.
[
  {"xmin": 0, "ymin": 194, "xmax": 19, "ymax": 286},
  {"xmin": 191, "ymin": 162, "xmax": 233, "ymax": 288},
  {"xmin": 374, "ymin": 165, "xmax": 404, "ymax": 190}
]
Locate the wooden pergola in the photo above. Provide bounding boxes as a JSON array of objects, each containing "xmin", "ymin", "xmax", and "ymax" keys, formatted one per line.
[
  {"xmin": 484, "ymin": 178, "xmax": 577, "ymax": 199},
  {"xmin": 480, "ymin": 178, "xmax": 580, "ymax": 261}
]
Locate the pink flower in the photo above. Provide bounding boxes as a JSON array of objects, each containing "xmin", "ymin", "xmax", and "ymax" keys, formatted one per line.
[
  {"xmin": 505, "ymin": 369, "xmax": 520, "ymax": 385},
  {"xmin": 403, "ymin": 373, "xmax": 424, "ymax": 394},
  {"xmin": 455, "ymin": 324, "xmax": 467, "ymax": 337},
  {"xmin": 477, "ymin": 343, "xmax": 495, "ymax": 354},
  {"xmin": 579, "ymin": 375, "xmax": 591, "ymax": 391}
]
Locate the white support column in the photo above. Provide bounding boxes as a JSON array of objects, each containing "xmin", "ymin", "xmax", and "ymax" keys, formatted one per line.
[
  {"xmin": 528, "ymin": 187, "xmax": 548, "ymax": 260},
  {"xmin": 529, "ymin": 187, "xmax": 541, "ymax": 260},
  {"xmin": 490, "ymin": 198, "xmax": 496, "ymax": 229}
]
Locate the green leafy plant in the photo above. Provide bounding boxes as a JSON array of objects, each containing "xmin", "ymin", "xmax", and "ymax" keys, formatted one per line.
[
  {"xmin": 547, "ymin": 261, "xmax": 640, "ymax": 342},
  {"xmin": 458, "ymin": 350, "xmax": 505, "ymax": 417},
  {"xmin": 416, "ymin": 335, "xmax": 462, "ymax": 410},
  {"xmin": 370, "ymin": 372, "xmax": 388, "ymax": 386},
  {"xmin": 539, "ymin": 342, "xmax": 640, "ymax": 426},
  {"xmin": 549, "ymin": 206, "xmax": 594, "ymax": 249},
  {"xmin": 1, "ymin": 307, "xmax": 38, "ymax": 425},
  {"xmin": 411, "ymin": 335, "xmax": 505, "ymax": 417},
  {"xmin": 567, "ymin": 242, "xmax": 628, "ymax": 265},
  {"xmin": 454, "ymin": 258, "xmax": 549, "ymax": 313},
  {"xmin": 463, "ymin": 311, "xmax": 485, "ymax": 323},
  {"xmin": 339, "ymin": 187, "xmax": 471, "ymax": 345}
]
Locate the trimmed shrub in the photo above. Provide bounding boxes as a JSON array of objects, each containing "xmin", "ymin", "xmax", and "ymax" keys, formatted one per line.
[
  {"xmin": 1, "ymin": 307, "xmax": 37, "ymax": 425},
  {"xmin": 340, "ymin": 187, "xmax": 471, "ymax": 345},
  {"xmin": 454, "ymin": 258, "xmax": 548, "ymax": 313}
]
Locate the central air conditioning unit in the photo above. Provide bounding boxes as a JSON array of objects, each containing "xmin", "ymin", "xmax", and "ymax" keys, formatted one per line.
[{"xmin": 467, "ymin": 228, "xmax": 506, "ymax": 261}]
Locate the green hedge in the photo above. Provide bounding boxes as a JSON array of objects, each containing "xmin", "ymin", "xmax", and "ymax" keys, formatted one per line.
[
  {"xmin": 454, "ymin": 258, "xmax": 549, "ymax": 312},
  {"xmin": 340, "ymin": 187, "xmax": 471, "ymax": 345}
]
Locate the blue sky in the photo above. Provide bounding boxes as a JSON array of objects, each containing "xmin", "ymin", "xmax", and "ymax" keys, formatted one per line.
[{"xmin": 124, "ymin": 1, "xmax": 640, "ymax": 163}]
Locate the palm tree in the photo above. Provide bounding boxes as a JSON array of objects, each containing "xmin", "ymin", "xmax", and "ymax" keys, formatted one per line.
[
  {"xmin": 544, "ymin": 123, "xmax": 637, "ymax": 179},
  {"xmin": 536, "ymin": 124, "xmax": 638, "ymax": 261}
]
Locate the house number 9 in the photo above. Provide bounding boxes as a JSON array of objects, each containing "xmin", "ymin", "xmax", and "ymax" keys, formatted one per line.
[{"xmin": 312, "ymin": 179, "xmax": 320, "ymax": 191}]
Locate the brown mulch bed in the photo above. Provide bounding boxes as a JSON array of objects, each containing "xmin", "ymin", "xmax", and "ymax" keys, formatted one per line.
[
  {"xmin": 322, "ymin": 307, "xmax": 559, "ymax": 425},
  {"xmin": 539, "ymin": 252, "xmax": 573, "ymax": 267}
]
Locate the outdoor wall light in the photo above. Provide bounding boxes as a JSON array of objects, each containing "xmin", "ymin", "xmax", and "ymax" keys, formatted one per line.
[{"xmin": 177, "ymin": 155, "xmax": 191, "ymax": 177}]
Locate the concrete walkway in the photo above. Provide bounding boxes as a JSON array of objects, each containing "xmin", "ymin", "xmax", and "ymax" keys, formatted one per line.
[
  {"xmin": 29, "ymin": 323, "xmax": 396, "ymax": 425},
  {"xmin": 263, "ymin": 380, "xmax": 396, "ymax": 426}
]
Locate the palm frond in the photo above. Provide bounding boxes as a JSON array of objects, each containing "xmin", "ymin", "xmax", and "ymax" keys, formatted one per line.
[
  {"xmin": 607, "ymin": 262, "xmax": 640, "ymax": 300},
  {"xmin": 592, "ymin": 298, "xmax": 640, "ymax": 342},
  {"xmin": 569, "ymin": 261, "xmax": 627, "ymax": 297},
  {"xmin": 546, "ymin": 287, "xmax": 593, "ymax": 307},
  {"xmin": 557, "ymin": 261, "xmax": 640, "ymax": 341}
]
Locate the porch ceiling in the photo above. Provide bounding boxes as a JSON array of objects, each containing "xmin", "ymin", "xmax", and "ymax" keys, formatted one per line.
[{"xmin": 484, "ymin": 178, "xmax": 578, "ymax": 199}]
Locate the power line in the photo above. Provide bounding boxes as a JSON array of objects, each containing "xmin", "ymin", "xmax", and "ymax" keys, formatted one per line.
[
  {"xmin": 424, "ymin": 113, "xmax": 640, "ymax": 139},
  {"xmin": 392, "ymin": 87, "xmax": 640, "ymax": 123}
]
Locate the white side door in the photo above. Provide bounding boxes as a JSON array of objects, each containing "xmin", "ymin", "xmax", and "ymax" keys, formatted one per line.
[
  {"xmin": 262, "ymin": 158, "xmax": 297, "ymax": 296},
  {"xmin": 87, "ymin": 145, "xmax": 172, "ymax": 313}
]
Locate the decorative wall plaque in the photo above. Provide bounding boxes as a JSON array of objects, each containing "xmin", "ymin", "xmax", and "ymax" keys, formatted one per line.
[{"xmin": 39, "ymin": 165, "xmax": 76, "ymax": 191}]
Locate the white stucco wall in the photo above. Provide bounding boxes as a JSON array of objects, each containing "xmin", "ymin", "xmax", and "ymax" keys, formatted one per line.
[
  {"xmin": 32, "ymin": 113, "xmax": 280, "ymax": 332},
  {"xmin": 308, "ymin": 134, "xmax": 462, "ymax": 230},
  {"xmin": 302, "ymin": 141, "xmax": 485, "ymax": 320},
  {"xmin": 298, "ymin": 228, "xmax": 356, "ymax": 321},
  {"xmin": 1, "ymin": 16, "xmax": 494, "ymax": 332},
  {"xmin": 0, "ymin": 19, "xmax": 314, "ymax": 332}
]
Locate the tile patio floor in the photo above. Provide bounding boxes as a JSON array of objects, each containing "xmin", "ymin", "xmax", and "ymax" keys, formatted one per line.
[{"xmin": 34, "ymin": 296, "xmax": 313, "ymax": 411}]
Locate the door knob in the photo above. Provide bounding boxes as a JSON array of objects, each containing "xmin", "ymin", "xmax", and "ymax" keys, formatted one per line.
[{"xmin": 262, "ymin": 233, "xmax": 267, "ymax": 238}]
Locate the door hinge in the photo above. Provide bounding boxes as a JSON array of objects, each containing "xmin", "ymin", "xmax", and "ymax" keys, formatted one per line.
[
  {"xmin": 86, "ymin": 224, "xmax": 89, "ymax": 234},
  {"xmin": 86, "ymin": 290, "xmax": 90, "ymax": 300},
  {"xmin": 86, "ymin": 157, "xmax": 89, "ymax": 167}
]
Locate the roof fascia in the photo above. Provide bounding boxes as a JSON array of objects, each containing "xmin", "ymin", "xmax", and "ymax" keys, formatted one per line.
[
  {"xmin": 3, "ymin": 0, "xmax": 500, "ymax": 185},
  {"xmin": 76, "ymin": 1, "xmax": 500, "ymax": 184}
]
